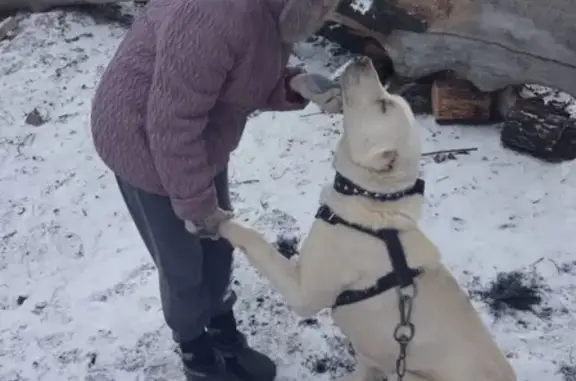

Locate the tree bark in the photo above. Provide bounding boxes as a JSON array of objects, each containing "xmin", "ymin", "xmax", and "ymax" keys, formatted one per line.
[
  {"xmin": 330, "ymin": 0, "xmax": 576, "ymax": 98},
  {"xmin": 501, "ymin": 87, "xmax": 576, "ymax": 162}
]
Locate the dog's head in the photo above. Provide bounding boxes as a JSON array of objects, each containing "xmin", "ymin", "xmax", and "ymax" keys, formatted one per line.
[{"xmin": 335, "ymin": 56, "xmax": 421, "ymax": 193}]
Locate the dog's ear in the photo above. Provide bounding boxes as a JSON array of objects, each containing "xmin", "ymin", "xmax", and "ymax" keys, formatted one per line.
[{"xmin": 366, "ymin": 148, "xmax": 398, "ymax": 172}]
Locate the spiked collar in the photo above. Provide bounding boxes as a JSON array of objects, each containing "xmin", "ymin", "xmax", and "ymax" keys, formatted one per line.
[{"xmin": 333, "ymin": 172, "xmax": 425, "ymax": 201}]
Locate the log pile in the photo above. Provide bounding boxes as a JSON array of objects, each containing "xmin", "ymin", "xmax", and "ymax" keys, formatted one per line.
[
  {"xmin": 1, "ymin": 0, "xmax": 574, "ymax": 162},
  {"xmin": 318, "ymin": 22, "xmax": 499, "ymax": 123},
  {"xmin": 0, "ymin": 0, "xmax": 574, "ymax": 99},
  {"xmin": 328, "ymin": 0, "xmax": 576, "ymax": 97},
  {"xmin": 321, "ymin": 0, "xmax": 576, "ymax": 162}
]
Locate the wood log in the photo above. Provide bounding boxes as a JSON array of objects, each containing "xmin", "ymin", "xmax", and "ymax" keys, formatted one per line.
[
  {"xmin": 431, "ymin": 75, "xmax": 496, "ymax": 125},
  {"xmin": 330, "ymin": 0, "xmax": 576, "ymax": 98},
  {"xmin": 501, "ymin": 86, "xmax": 576, "ymax": 162}
]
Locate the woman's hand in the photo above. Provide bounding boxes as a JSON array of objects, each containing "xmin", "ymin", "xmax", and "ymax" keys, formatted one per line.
[
  {"xmin": 185, "ymin": 208, "xmax": 234, "ymax": 240},
  {"xmin": 289, "ymin": 73, "xmax": 342, "ymax": 113},
  {"xmin": 283, "ymin": 67, "xmax": 310, "ymax": 107}
]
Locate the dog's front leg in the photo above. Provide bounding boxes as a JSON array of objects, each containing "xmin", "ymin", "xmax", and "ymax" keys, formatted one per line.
[{"xmin": 219, "ymin": 220, "xmax": 334, "ymax": 317}]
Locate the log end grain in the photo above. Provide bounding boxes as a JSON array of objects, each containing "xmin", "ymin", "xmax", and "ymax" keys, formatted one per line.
[{"xmin": 432, "ymin": 77, "xmax": 497, "ymax": 125}]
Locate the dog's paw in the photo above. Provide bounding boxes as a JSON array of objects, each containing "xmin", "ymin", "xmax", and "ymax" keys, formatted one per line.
[{"xmin": 218, "ymin": 220, "xmax": 265, "ymax": 251}]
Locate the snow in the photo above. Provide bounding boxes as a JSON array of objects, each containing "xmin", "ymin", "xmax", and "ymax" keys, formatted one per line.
[
  {"xmin": 348, "ymin": 0, "xmax": 373, "ymax": 15},
  {"xmin": 1, "ymin": 9, "xmax": 576, "ymax": 381}
]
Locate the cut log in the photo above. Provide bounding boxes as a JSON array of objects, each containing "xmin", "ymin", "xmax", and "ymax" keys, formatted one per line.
[
  {"xmin": 431, "ymin": 75, "xmax": 497, "ymax": 125},
  {"xmin": 501, "ymin": 86, "xmax": 576, "ymax": 162},
  {"xmin": 330, "ymin": 0, "xmax": 576, "ymax": 98}
]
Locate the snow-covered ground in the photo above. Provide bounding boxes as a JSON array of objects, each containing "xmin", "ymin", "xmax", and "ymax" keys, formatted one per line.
[{"xmin": 1, "ymin": 9, "xmax": 576, "ymax": 381}]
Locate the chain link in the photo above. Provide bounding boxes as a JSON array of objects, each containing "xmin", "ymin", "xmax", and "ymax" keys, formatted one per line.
[{"xmin": 393, "ymin": 283, "xmax": 417, "ymax": 381}]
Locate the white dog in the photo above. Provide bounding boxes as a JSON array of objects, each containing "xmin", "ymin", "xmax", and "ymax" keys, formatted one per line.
[{"xmin": 219, "ymin": 57, "xmax": 516, "ymax": 381}]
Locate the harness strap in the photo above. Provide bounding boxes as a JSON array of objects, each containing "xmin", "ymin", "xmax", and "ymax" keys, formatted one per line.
[{"xmin": 315, "ymin": 205, "xmax": 421, "ymax": 309}]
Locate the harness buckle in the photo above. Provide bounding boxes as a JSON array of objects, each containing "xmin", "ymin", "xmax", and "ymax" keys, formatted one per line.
[{"xmin": 316, "ymin": 204, "xmax": 336, "ymax": 223}]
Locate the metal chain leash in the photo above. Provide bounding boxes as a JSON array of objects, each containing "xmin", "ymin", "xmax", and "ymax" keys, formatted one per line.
[{"xmin": 393, "ymin": 282, "xmax": 417, "ymax": 381}]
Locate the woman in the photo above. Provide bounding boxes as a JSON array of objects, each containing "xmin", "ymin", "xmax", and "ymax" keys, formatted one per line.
[{"xmin": 90, "ymin": 0, "xmax": 341, "ymax": 380}]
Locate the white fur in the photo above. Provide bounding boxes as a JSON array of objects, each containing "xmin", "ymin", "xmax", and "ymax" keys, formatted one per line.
[{"xmin": 219, "ymin": 57, "xmax": 516, "ymax": 381}]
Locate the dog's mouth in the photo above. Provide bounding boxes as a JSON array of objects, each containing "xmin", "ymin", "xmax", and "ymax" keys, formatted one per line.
[
  {"xmin": 340, "ymin": 56, "xmax": 382, "ymax": 104},
  {"xmin": 350, "ymin": 55, "xmax": 372, "ymax": 68},
  {"xmin": 343, "ymin": 56, "xmax": 375, "ymax": 78}
]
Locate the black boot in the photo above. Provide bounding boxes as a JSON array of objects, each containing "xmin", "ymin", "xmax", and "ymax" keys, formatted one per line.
[
  {"xmin": 179, "ymin": 332, "xmax": 243, "ymax": 381},
  {"xmin": 207, "ymin": 311, "xmax": 277, "ymax": 381}
]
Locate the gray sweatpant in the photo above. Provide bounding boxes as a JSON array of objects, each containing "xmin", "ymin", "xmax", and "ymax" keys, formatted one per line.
[{"xmin": 116, "ymin": 170, "xmax": 236, "ymax": 343}]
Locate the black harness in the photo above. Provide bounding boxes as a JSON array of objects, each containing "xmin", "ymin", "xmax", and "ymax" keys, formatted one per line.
[{"xmin": 318, "ymin": 173, "xmax": 425, "ymax": 309}]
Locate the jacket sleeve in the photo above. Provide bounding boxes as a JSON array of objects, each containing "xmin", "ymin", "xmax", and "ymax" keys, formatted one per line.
[
  {"xmin": 262, "ymin": 66, "xmax": 310, "ymax": 111},
  {"xmin": 145, "ymin": 1, "xmax": 236, "ymax": 222}
]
